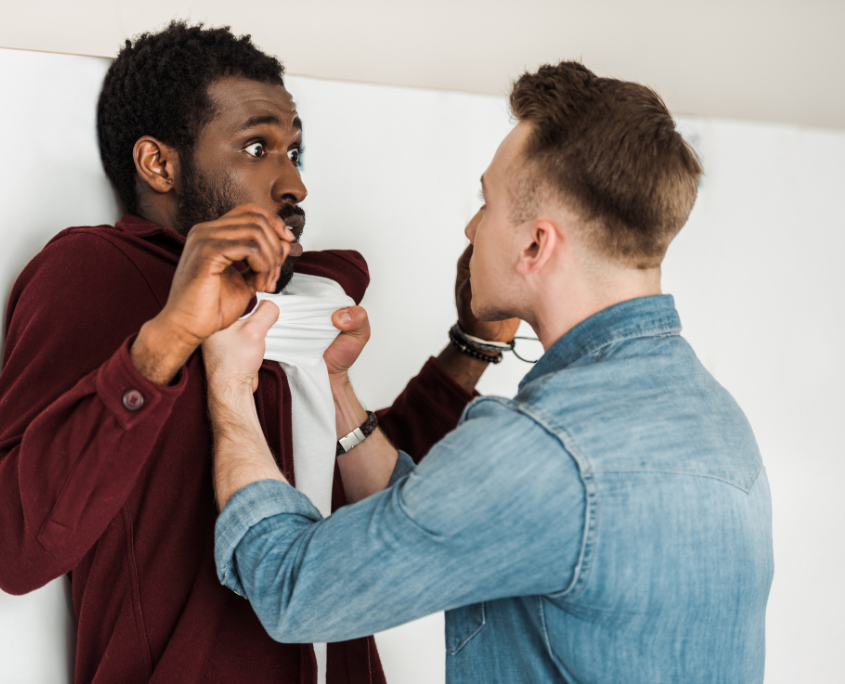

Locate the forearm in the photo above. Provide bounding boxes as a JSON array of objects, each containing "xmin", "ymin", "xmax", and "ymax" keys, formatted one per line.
[
  {"xmin": 131, "ymin": 315, "xmax": 199, "ymax": 386},
  {"xmin": 210, "ymin": 384, "xmax": 286, "ymax": 510},
  {"xmin": 435, "ymin": 344, "xmax": 492, "ymax": 394},
  {"xmin": 215, "ymin": 405, "xmax": 577, "ymax": 645},
  {"xmin": 332, "ymin": 376, "xmax": 399, "ymax": 504},
  {"xmin": 0, "ymin": 337, "xmax": 185, "ymax": 594}
]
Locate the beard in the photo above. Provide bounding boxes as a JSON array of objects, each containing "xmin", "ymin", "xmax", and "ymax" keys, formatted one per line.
[{"xmin": 174, "ymin": 158, "xmax": 305, "ymax": 293}]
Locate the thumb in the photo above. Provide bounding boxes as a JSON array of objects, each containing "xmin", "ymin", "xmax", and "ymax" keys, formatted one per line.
[
  {"xmin": 245, "ymin": 299, "xmax": 281, "ymax": 338},
  {"xmin": 332, "ymin": 306, "xmax": 370, "ymax": 339}
]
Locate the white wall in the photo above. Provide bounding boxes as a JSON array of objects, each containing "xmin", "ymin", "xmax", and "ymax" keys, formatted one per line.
[
  {"xmin": 663, "ymin": 118, "xmax": 845, "ymax": 683},
  {"xmin": 1, "ymin": 47, "xmax": 844, "ymax": 684},
  {"xmin": 1, "ymin": 0, "xmax": 844, "ymax": 129},
  {"xmin": 0, "ymin": 49, "xmax": 117, "ymax": 684}
]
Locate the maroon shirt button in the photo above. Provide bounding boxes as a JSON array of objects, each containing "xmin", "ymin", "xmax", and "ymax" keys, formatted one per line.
[{"xmin": 122, "ymin": 389, "xmax": 145, "ymax": 411}]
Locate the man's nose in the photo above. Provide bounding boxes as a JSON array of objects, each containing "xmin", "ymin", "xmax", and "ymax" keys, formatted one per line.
[
  {"xmin": 465, "ymin": 210, "xmax": 482, "ymax": 244},
  {"xmin": 273, "ymin": 159, "xmax": 308, "ymax": 205}
]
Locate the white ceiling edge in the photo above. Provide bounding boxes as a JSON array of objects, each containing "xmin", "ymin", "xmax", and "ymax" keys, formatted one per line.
[{"xmin": 0, "ymin": 0, "xmax": 842, "ymax": 130}]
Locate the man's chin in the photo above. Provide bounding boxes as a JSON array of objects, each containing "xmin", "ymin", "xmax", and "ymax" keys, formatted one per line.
[
  {"xmin": 271, "ymin": 255, "xmax": 301, "ymax": 294},
  {"xmin": 470, "ymin": 297, "xmax": 512, "ymax": 323}
]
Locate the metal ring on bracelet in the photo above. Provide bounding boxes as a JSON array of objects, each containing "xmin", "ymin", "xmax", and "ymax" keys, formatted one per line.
[{"xmin": 336, "ymin": 411, "xmax": 379, "ymax": 456}]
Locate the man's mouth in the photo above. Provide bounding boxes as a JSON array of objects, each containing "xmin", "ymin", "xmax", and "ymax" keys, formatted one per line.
[
  {"xmin": 282, "ymin": 213, "xmax": 305, "ymax": 240},
  {"xmin": 278, "ymin": 208, "xmax": 305, "ymax": 258}
]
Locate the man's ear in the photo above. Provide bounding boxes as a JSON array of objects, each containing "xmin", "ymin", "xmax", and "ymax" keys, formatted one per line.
[
  {"xmin": 515, "ymin": 219, "xmax": 559, "ymax": 276},
  {"xmin": 133, "ymin": 136, "xmax": 180, "ymax": 195}
]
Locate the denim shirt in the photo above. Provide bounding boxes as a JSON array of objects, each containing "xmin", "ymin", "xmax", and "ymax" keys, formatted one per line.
[{"xmin": 215, "ymin": 295, "xmax": 773, "ymax": 684}]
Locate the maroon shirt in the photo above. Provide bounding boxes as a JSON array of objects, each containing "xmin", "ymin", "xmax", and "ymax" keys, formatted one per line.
[{"xmin": 0, "ymin": 215, "xmax": 474, "ymax": 684}]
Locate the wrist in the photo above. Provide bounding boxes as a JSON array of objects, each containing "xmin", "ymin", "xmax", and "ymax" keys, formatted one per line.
[
  {"xmin": 131, "ymin": 317, "xmax": 199, "ymax": 385},
  {"xmin": 328, "ymin": 369, "xmax": 352, "ymax": 392},
  {"xmin": 436, "ymin": 344, "xmax": 489, "ymax": 394},
  {"xmin": 449, "ymin": 322, "xmax": 509, "ymax": 362},
  {"xmin": 206, "ymin": 372, "xmax": 257, "ymax": 403},
  {"xmin": 331, "ymin": 376, "xmax": 369, "ymax": 438},
  {"xmin": 208, "ymin": 382, "xmax": 261, "ymax": 434}
]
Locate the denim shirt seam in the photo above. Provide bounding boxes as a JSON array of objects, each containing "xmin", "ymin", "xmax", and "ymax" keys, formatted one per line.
[
  {"xmin": 578, "ymin": 325, "xmax": 680, "ymax": 358},
  {"xmin": 475, "ymin": 396, "xmax": 599, "ymax": 600},
  {"xmin": 598, "ymin": 465, "xmax": 764, "ymax": 493},
  {"xmin": 520, "ymin": 325, "xmax": 681, "ymax": 392}
]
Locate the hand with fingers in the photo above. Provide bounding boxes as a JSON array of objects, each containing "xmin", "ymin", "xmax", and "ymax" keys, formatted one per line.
[
  {"xmin": 455, "ymin": 240, "xmax": 521, "ymax": 344},
  {"xmin": 203, "ymin": 299, "xmax": 288, "ymax": 509},
  {"xmin": 203, "ymin": 299, "xmax": 281, "ymax": 396},
  {"xmin": 131, "ymin": 203, "xmax": 296, "ymax": 385}
]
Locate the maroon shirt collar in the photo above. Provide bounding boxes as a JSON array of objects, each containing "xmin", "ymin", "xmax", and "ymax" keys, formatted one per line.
[{"xmin": 115, "ymin": 213, "xmax": 187, "ymax": 246}]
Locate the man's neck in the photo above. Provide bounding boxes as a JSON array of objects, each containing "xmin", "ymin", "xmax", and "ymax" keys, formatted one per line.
[
  {"xmin": 136, "ymin": 196, "xmax": 180, "ymax": 234},
  {"xmin": 530, "ymin": 268, "xmax": 662, "ymax": 351}
]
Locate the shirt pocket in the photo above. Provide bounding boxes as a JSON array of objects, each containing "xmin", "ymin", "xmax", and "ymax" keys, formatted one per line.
[{"xmin": 445, "ymin": 602, "xmax": 486, "ymax": 655}]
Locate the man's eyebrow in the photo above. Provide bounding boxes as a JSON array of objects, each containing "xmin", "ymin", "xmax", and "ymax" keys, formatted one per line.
[
  {"xmin": 235, "ymin": 114, "xmax": 303, "ymax": 134},
  {"xmin": 235, "ymin": 114, "xmax": 281, "ymax": 133}
]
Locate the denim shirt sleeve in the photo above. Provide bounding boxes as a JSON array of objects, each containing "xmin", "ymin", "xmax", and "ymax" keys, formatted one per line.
[
  {"xmin": 216, "ymin": 451, "xmax": 418, "ymax": 596},
  {"xmin": 387, "ymin": 449, "xmax": 416, "ymax": 486},
  {"xmin": 214, "ymin": 398, "xmax": 585, "ymax": 644}
]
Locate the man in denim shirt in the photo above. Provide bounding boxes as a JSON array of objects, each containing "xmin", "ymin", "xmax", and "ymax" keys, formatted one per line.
[{"xmin": 206, "ymin": 62, "xmax": 773, "ymax": 683}]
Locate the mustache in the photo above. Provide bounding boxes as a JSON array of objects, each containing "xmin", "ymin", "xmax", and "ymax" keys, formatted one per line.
[{"xmin": 277, "ymin": 204, "xmax": 305, "ymax": 221}]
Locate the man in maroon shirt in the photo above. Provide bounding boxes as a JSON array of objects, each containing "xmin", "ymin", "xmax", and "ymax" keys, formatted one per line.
[{"xmin": 0, "ymin": 21, "xmax": 517, "ymax": 684}]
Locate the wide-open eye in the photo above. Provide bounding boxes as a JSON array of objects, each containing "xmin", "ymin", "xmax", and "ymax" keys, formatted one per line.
[
  {"xmin": 245, "ymin": 142, "xmax": 266, "ymax": 157},
  {"xmin": 287, "ymin": 146, "xmax": 303, "ymax": 169}
]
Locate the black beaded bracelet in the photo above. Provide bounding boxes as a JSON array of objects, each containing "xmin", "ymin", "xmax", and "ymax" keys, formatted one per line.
[
  {"xmin": 448, "ymin": 326, "xmax": 504, "ymax": 364},
  {"xmin": 450, "ymin": 323, "xmax": 515, "ymax": 354}
]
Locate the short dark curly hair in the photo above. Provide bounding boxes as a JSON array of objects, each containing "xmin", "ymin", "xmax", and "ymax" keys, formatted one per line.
[{"xmin": 97, "ymin": 21, "xmax": 285, "ymax": 214}]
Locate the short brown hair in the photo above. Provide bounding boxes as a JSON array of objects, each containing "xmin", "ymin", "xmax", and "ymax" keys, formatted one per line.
[{"xmin": 509, "ymin": 62, "xmax": 702, "ymax": 269}]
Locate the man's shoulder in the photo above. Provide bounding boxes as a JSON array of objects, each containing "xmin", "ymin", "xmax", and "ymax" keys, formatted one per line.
[
  {"xmin": 512, "ymin": 339, "xmax": 762, "ymax": 490},
  {"xmin": 42, "ymin": 223, "xmax": 123, "ymax": 250},
  {"xmin": 8, "ymin": 223, "xmax": 167, "ymax": 323},
  {"xmin": 456, "ymin": 394, "xmax": 566, "ymax": 460},
  {"xmin": 32, "ymin": 223, "xmax": 164, "ymax": 273},
  {"xmin": 295, "ymin": 250, "xmax": 369, "ymax": 305}
]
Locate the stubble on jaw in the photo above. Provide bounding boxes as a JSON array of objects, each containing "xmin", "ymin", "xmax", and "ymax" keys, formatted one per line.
[{"xmin": 173, "ymin": 159, "xmax": 238, "ymax": 236}]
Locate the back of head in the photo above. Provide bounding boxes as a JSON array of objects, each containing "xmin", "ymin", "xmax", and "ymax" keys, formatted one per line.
[
  {"xmin": 97, "ymin": 21, "xmax": 285, "ymax": 215},
  {"xmin": 509, "ymin": 62, "xmax": 702, "ymax": 270}
]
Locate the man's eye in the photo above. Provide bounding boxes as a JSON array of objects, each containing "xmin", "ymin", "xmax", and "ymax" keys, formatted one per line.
[
  {"xmin": 245, "ymin": 142, "xmax": 266, "ymax": 157},
  {"xmin": 288, "ymin": 146, "xmax": 304, "ymax": 168}
]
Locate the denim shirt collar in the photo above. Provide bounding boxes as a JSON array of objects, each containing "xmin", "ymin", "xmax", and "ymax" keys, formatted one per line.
[{"xmin": 519, "ymin": 295, "xmax": 681, "ymax": 391}]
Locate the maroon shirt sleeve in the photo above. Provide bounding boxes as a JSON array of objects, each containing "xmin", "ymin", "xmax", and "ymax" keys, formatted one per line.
[
  {"xmin": 377, "ymin": 358, "xmax": 477, "ymax": 463},
  {"xmin": 0, "ymin": 232, "xmax": 185, "ymax": 595}
]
